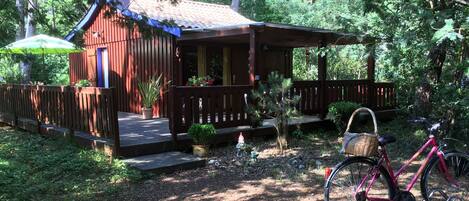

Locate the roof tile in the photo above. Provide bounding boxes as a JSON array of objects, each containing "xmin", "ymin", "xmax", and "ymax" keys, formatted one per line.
[{"xmin": 128, "ymin": 0, "xmax": 256, "ymax": 29}]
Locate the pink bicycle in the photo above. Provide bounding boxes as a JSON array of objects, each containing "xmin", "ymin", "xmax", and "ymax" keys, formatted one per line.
[{"xmin": 324, "ymin": 116, "xmax": 468, "ymax": 201}]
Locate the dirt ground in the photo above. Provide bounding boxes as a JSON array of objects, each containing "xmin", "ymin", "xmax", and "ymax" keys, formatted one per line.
[{"xmin": 113, "ymin": 135, "xmax": 425, "ymax": 201}]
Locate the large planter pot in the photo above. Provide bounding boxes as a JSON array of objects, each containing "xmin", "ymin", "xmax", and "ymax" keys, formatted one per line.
[
  {"xmin": 141, "ymin": 107, "xmax": 153, "ymax": 120},
  {"xmin": 192, "ymin": 144, "xmax": 209, "ymax": 157}
]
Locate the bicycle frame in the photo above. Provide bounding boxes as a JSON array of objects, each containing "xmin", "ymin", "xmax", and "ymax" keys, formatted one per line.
[{"xmin": 356, "ymin": 135, "xmax": 456, "ymax": 201}]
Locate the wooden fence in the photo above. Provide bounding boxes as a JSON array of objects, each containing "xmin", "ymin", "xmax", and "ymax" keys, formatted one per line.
[
  {"xmin": 169, "ymin": 85, "xmax": 252, "ymax": 136},
  {"xmin": 0, "ymin": 84, "xmax": 120, "ymax": 154}
]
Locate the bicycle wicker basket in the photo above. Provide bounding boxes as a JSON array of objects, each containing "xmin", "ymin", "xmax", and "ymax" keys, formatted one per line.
[{"xmin": 341, "ymin": 107, "xmax": 379, "ymax": 157}]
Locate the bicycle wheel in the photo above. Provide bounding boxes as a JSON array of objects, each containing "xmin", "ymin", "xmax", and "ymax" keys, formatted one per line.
[
  {"xmin": 421, "ymin": 151, "xmax": 469, "ymax": 201},
  {"xmin": 324, "ymin": 156, "xmax": 396, "ymax": 201}
]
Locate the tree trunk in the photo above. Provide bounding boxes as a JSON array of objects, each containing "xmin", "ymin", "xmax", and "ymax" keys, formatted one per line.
[
  {"xmin": 276, "ymin": 115, "xmax": 289, "ymax": 154},
  {"xmin": 414, "ymin": 78, "xmax": 432, "ymax": 117},
  {"xmin": 20, "ymin": 0, "xmax": 38, "ymax": 83},
  {"xmin": 428, "ymin": 42, "xmax": 447, "ymax": 82},
  {"xmin": 414, "ymin": 40, "xmax": 448, "ymax": 116},
  {"xmin": 15, "ymin": 0, "xmax": 26, "ymax": 40},
  {"xmin": 231, "ymin": 0, "xmax": 240, "ymax": 12}
]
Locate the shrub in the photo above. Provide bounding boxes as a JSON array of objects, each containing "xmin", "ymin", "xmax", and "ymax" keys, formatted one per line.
[
  {"xmin": 75, "ymin": 79, "xmax": 91, "ymax": 87},
  {"xmin": 245, "ymin": 103, "xmax": 262, "ymax": 128},
  {"xmin": 291, "ymin": 126, "xmax": 305, "ymax": 139},
  {"xmin": 327, "ymin": 101, "xmax": 361, "ymax": 132},
  {"xmin": 0, "ymin": 57, "xmax": 21, "ymax": 84},
  {"xmin": 188, "ymin": 124, "xmax": 216, "ymax": 145}
]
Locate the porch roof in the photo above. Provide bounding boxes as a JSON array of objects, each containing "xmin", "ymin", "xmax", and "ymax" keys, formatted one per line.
[{"xmin": 179, "ymin": 22, "xmax": 376, "ymax": 47}]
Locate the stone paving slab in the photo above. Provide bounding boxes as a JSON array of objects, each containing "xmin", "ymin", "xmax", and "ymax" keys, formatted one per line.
[{"xmin": 123, "ymin": 151, "xmax": 205, "ymax": 173}]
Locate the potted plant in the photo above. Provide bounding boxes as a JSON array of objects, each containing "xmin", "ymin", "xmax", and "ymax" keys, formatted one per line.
[
  {"xmin": 75, "ymin": 79, "xmax": 91, "ymax": 87},
  {"xmin": 138, "ymin": 75, "xmax": 164, "ymax": 119},
  {"xmin": 188, "ymin": 123, "xmax": 216, "ymax": 157}
]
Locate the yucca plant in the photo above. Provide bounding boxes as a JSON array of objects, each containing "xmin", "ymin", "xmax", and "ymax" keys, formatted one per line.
[{"xmin": 138, "ymin": 75, "xmax": 163, "ymax": 109}]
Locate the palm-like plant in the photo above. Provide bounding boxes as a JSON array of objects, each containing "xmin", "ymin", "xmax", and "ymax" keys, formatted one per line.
[{"xmin": 138, "ymin": 75, "xmax": 164, "ymax": 109}]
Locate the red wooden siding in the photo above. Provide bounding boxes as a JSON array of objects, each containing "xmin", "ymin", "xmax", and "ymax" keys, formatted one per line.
[{"xmin": 69, "ymin": 5, "xmax": 175, "ymax": 117}]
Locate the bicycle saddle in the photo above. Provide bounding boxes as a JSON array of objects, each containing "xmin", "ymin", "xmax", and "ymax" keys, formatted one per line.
[{"xmin": 378, "ymin": 134, "xmax": 396, "ymax": 146}]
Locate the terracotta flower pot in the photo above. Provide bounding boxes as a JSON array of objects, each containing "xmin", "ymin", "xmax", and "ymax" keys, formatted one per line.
[
  {"xmin": 192, "ymin": 144, "xmax": 209, "ymax": 157},
  {"xmin": 141, "ymin": 107, "xmax": 153, "ymax": 119}
]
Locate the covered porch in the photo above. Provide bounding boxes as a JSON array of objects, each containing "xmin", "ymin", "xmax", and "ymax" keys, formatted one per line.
[{"xmin": 168, "ymin": 23, "xmax": 396, "ymax": 140}]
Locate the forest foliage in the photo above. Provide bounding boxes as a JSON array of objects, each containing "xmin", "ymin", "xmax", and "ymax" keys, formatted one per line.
[{"xmin": 0, "ymin": 0, "xmax": 468, "ymax": 139}]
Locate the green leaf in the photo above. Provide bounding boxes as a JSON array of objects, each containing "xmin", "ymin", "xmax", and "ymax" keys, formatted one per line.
[{"xmin": 432, "ymin": 19, "xmax": 463, "ymax": 44}]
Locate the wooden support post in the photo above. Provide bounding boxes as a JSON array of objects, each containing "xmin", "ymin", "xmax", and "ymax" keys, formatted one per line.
[
  {"xmin": 223, "ymin": 47, "xmax": 232, "ymax": 85},
  {"xmin": 10, "ymin": 86, "xmax": 18, "ymax": 127},
  {"xmin": 197, "ymin": 46, "xmax": 207, "ymax": 77},
  {"xmin": 249, "ymin": 29, "xmax": 257, "ymax": 85},
  {"xmin": 110, "ymin": 87, "xmax": 120, "ymax": 157},
  {"xmin": 172, "ymin": 42, "xmax": 180, "ymax": 86},
  {"xmin": 169, "ymin": 85, "xmax": 178, "ymax": 144},
  {"xmin": 34, "ymin": 85, "xmax": 41, "ymax": 133},
  {"xmin": 318, "ymin": 41, "xmax": 328, "ymax": 119},
  {"xmin": 367, "ymin": 45, "xmax": 376, "ymax": 109},
  {"xmin": 63, "ymin": 86, "xmax": 74, "ymax": 140}
]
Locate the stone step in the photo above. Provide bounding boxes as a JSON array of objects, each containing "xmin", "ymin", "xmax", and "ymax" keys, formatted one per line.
[
  {"xmin": 123, "ymin": 152, "xmax": 205, "ymax": 174},
  {"xmin": 119, "ymin": 136, "xmax": 193, "ymax": 158}
]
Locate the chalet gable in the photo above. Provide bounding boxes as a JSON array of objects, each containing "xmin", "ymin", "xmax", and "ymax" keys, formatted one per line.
[{"xmin": 65, "ymin": 0, "xmax": 256, "ymax": 41}]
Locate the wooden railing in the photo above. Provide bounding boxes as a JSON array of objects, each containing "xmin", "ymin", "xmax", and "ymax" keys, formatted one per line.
[
  {"xmin": 0, "ymin": 85, "xmax": 119, "ymax": 153},
  {"xmin": 292, "ymin": 80, "xmax": 396, "ymax": 115},
  {"xmin": 325, "ymin": 80, "xmax": 370, "ymax": 106},
  {"xmin": 169, "ymin": 85, "xmax": 253, "ymax": 136},
  {"xmin": 169, "ymin": 81, "xmax": 396, "ymax": 139},
  {"xmin": 375, "ymin": 82, "xmax": 397, "ymax": 110},
  {"xmin": 291, "ymin": 81, "xmax": 321, "ymax": 115}
]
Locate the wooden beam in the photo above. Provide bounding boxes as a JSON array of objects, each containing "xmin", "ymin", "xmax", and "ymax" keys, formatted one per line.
[
  {"xmin": 197, "ymin": 46, "xmax": 206, "ymax": 77},
  {"xmin": 248, "ymin": 29, "xmax": 257, "ymax": 85},
  {"xmin": 179, "ymin": 28, "xmax": 251, "ymax": 41},
  {"xmin": 223, "ymin": 47, "xmax": 232, "ymax": 85}
]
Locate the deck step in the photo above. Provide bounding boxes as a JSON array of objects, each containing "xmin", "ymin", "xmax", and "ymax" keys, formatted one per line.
[{"xmin": 122, "ymin": 152, "xmax": 205, "ymax": 173}]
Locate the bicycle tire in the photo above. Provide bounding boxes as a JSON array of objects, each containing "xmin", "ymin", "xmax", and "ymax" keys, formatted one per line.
[
  {"xmin": 324, "ymin": 156, "xmax": 396, "ymax": 201},
  {"xmin": 420, "ymin": 151, "xmax": 469, "ymax": 201}
]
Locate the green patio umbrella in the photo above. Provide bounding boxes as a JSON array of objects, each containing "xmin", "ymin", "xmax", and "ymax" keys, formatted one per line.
[
  {"xmin": 0, "ymin": 34, "xmax": 84, "ymax": 82},
  {"xmin": 0, "ymin": 34, "xmax": 83, "ymax": 55}
]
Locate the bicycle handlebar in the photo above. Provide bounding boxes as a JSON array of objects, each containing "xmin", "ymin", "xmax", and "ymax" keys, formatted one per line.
[{"xmin": 408, "ymin": 117, "xmax": 443, "ymax": 136}]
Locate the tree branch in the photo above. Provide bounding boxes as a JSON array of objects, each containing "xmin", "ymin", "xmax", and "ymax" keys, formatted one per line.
[{"xmin": 454, "ymin": 0, "xmax": 469, "ymax": 6}]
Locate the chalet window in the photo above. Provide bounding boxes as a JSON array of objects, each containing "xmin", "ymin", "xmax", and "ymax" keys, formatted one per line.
[
  {"xmin": 182, "ymin": 46, "xmax": 198, "ymax": 85},
  {"xmin": 206, "ymin": 46, "xmax": 223, "ymax": 85}
]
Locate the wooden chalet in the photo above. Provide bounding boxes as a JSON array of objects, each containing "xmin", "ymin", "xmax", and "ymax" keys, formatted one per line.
[
  {"xmin": 65, "ymin": 0, "xmax": 398, "ymax": 153},
  {"xmin": 0, "ymin": 0, "xmax": 396, "ymax": 169}
]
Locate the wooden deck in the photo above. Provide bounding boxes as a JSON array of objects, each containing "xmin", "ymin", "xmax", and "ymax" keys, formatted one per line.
[
  {"xmin": 118, "ymin": 112, "xmax": 332, "ymax": 157},
  {"xmin": 119, "ymin": 112, "xmax": 173, "ymax": 146}
]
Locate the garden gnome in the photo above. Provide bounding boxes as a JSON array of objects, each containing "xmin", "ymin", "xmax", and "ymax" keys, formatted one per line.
[
  {"xmin": 250, "ymin": 149, "xmax": 259, "ymax": 163},
  {"xmin": 236, "ymin": 133, "xmax": 245, "ymax": 157}
]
